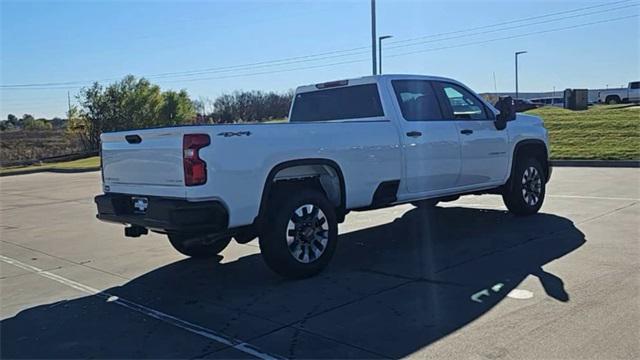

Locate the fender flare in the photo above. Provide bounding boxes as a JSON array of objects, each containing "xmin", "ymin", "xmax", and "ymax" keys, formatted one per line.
[
  {"xmin": 510, "ymin": 139, "xmax": 550, "ymax": 182},
  {"xmin": 254, "ymin": 158, "xmax": 346, "ymax": 227}
]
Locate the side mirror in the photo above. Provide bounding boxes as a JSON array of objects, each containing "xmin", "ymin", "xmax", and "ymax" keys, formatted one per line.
[{"xmin": 494, "ymin": 96, "xmax": 515, "ymax": 130}]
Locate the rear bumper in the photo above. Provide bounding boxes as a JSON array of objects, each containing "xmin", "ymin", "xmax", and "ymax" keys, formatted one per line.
[{"xmin": 95, "ymin": 193, "xmax": 228, "ymax": 233}]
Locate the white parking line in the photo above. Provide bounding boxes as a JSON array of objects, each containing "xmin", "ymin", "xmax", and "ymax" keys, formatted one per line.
[
  {"xmin": 548, "ymin": 194, "xmax": 639, "ymax": 201},
  {"xmin": 0, "ymin": 255, "xmax": 281, "ymax": 360}
]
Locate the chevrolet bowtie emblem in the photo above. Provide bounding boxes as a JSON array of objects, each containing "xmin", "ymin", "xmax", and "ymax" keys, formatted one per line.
[{"xmin": 133, "ymin": 198, "xmax": 148, "ymax": 212}]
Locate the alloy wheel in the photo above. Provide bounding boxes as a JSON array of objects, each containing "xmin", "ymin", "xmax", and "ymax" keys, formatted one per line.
[
  {"xmin": 521, "ymin": 166, "xmax": 542, "ymax": 206},
  {"xmin": 286, "ymin": 204, "xmax": 329, "ymax": 263}
]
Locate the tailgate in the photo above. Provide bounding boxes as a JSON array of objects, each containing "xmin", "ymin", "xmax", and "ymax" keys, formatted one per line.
[{"xmin": 101, "ymin": 129, "xmax": 184, "ymax": 188}]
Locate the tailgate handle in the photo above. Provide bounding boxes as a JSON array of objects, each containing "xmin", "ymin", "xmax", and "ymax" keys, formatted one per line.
[{"xmin": 125, "ymin": 135, "xmax": 142, "ymax": 144}]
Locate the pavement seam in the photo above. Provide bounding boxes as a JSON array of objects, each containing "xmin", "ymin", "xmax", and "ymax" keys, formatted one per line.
[
  {"xmin": 0, "ymin": 254, "xmax": 283, "ymax": 360},
  {"xmin": 431, "ymin": 201, "xmax": 637, "ymax": 275},
  {"xmin": 0, "ymin": 190, "xmax": 91, "ymax": 203},
  {"xmin": 204, "ymin": 323, "xmax": 392, "ymax": 360},
  {"xmin": 432, "ymin": 228, "xmax": 566, "ymax": 275},
  {"xmin": 0, "ymin": 199, "xmax": 89, "ymax": 211},
  {"xmin": 358, "ymin": 268, "xmax": 468, "ymax": 287},
  {"xmin": 198, "ymin": 278, "xmax": 416, "ymax": 359},
  {"xmin": 575, "ymin": 201, "xmax": 638, "ymax": 226},
  {"xmin": 5, "ymin": 201, "xmax": 629, "ymax": 358},
  {"xmin": 0, "ymin": 264, "xmax": 67, "ymax": 280},
  {"xmin": 491, "ymin": 269, "xmax": 639, "ymax": 353},
  {"xmin": 287, "ymin": 277, "xmax": 414, "ymax": 326},
  {"xmin": 0, "ymin": 239, "xmax": 131, "ymax": 281}
]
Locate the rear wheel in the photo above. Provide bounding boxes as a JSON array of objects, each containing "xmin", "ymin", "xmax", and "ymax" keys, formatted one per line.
[
  {"xmin": 259, "ymin": 188, "xmax": 338, "ymax": 279},
  {"xmin": 502, "ymin": 157, "xmax": 546, "ymax": 216},
  {"xmin": 606, "ymin": 96, "xmax": 620, "ymax": 105},
  {"xmin": 168, "ymin": 233, "xmax": 231, "ymax": 258}
]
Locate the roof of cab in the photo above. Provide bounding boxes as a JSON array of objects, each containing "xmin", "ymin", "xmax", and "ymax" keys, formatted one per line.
[{"xmin": 295, "ymin": 74, "xmax": 460, "ymax": 94}]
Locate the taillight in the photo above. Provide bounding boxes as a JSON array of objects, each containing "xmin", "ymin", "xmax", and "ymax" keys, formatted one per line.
[{"xmin": 183, "ymin": 134, "xmax": 210, "ymax": 186}]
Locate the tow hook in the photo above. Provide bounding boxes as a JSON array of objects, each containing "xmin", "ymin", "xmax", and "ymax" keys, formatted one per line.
[{"xmin": 125, "ymin": 225, "xmax": 148, "ymax": 238}]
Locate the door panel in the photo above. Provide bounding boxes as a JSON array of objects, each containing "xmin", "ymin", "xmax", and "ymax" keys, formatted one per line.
[
  {"xmin": 433, "ymin": 81, "xmax": 509, "ymax": 187},
  {"xmin": 389, "ymin": 79, "xmax": 461, "ymax": 193},
  {"xmin": 402, "ymin": 122, "xmax": 461, "ymax": 192},
  {"xmin": 455, "ymin": 121, "xmax": 509, "ymax": 186}
]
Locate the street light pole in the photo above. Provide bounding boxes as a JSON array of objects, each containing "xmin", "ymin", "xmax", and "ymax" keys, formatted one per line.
[
  {"xmin": 515, "ymin": 51, "xmax": 527, "ymax": 99},
  {"xmin": 378, "ymin": 35, "xmax": 392, "ymax": 74},
  {"xmin": 371, "ymin": 0, "xmax": 377, "ymax": 75}
]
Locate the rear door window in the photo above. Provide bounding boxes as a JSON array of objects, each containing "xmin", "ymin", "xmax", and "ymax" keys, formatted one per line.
[
  {"xmin": 391, "ymin": 80, "xmax": 443, "ymax": 121},
  {"xmin": 630, "ymin": 82, "xmax": 640, "ymax": 89},
  {"xmin": 289, "ymin": 84, "xmax": 384, "ymax": 122}
]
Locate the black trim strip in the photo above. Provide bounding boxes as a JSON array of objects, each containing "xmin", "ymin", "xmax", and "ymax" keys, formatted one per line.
[
  {"xmin": 511, "ymin": 139, "xmax": 550, "ymax": 183},
  {"xmin": 370, "ymin": 180, "xmax": 400, "ymax": 208}
]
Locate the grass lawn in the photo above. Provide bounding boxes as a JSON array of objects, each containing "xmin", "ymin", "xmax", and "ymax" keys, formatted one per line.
[
  {"xmin": 0, "ymin": 156, "xmax": 100, "ymax": 175},
  {"xmin": 526, "ymin": 104, "xmax": 640, "ymax": 160}
]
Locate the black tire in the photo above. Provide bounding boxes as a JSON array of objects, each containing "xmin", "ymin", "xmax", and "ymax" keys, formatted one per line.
[
  {"xmin": 411, "ymin": 199, "xmax": 439, "ymax": 208},
  {"xmin": 502, "ymin": 157, "xmax": 546, "ymax": 216},
  {"xmin": 168, "ymin": 233, "xmax": 231, "ymax": 258},
  {"xmin": 259, "ymin": 188, "xmax": 338, "ymax": 279},
  {"xmin": 606, "ymin": 96, "xmax": 620, "ymax": 105}
]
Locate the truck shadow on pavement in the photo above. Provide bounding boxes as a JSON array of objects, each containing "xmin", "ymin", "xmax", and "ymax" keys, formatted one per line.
[{"xmin": 1, "ymin": 206, "xmax": 585, "ymax": 359}]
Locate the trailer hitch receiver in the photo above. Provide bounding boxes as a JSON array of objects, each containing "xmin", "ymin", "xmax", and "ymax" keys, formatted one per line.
[{"xmin": 125, "ymin": 225, "xmax": 148, "ymax": 238}]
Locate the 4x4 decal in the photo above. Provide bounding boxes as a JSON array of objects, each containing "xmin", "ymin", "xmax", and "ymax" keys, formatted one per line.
[{"xmin": 217, "ymin": 131, "xmax": 251, "ymax": 137}]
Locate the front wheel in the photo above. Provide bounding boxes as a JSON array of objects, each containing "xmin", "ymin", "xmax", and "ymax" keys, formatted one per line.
[
  {"xmin": 259, "ymin": 189, "xmax": 338, "ymax": 279},
  {"xmin": 502, "ymin": 157, "xmax": 546, "ymax": 216},
  {"xmin": 168, "ymin": 233, "xmax": 231, "ymax": 258}
]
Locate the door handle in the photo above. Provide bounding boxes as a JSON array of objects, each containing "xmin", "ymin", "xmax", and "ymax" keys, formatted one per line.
[
  {"xmin": 406, "ymin": 131, "xmax": 422, "ymax": 138},
  {"xmin": 125, "ymin": 135, "xmax": 142, "ymax": 144},
  {"xmin": 460, "ymin": 129, "xmax": 473, "ymax": 135}
]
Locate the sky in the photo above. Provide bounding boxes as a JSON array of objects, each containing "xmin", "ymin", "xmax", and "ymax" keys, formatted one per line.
[{"xmin": 1, "ymin": 0, "xmax": 639, "ymax": 119}]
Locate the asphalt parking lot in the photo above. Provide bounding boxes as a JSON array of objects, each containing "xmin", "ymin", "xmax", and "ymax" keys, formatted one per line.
[{"xmin": 1, "ymin": 167, "xmax": 638, "ymax": 359}]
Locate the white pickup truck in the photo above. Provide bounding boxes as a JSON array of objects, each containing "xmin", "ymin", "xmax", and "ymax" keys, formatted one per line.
[
  {"xmin": 95, "ymin": 74, "xmax": 551, "ymax": 278},
  {"xmin": 597, "ymin": 81, "xmax": 640, "ymax": 104}
]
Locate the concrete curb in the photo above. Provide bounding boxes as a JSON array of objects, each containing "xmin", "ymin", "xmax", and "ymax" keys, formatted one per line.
[
  {"xmin": 0, "ymin": 166, "xmax": 101, "ymax": 177},
  {"xmin": 550, "ymin": 160, "xmax": 640, "ymax": 168},
  {"xmin": 1, "ymin": 151, "xmax": 99, "ymax": 168}
]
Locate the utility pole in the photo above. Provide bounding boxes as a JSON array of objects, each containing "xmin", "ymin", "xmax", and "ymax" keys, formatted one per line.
[
  {"xmin": 515, "ymin": 51, "xmax": 527, "ymax": 99},
  {"xmin": 493, "ymin": 72, "xmax": 498, "ymax": 98},
  {"xmin": 378, "ymin": 35, "xmax": 392, "ymax": 74},
  {"xmin": 371, "ymin": 0, "xmax": 377, "ymax": 75},
  {"xmin": 67, "ymin": 91, "xmax": 71, "ymax": 117}
]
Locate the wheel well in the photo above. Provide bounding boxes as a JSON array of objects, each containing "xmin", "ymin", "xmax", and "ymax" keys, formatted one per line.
[
  {"xmin": 256, "ymin": 159, "xmax": 346, "ymax": 228},
  {"xmin": 606, "ymin": 95, "xmax": 620, "ymax": 101},
  {"xmin": 513, "ymin": 140, "xmax": 549, "ymax": 181}
]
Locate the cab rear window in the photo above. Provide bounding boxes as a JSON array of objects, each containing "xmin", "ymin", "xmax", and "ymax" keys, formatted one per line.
[{"xmin": 290, "ymin": 84, "xmax": 384, "ymax": 122}]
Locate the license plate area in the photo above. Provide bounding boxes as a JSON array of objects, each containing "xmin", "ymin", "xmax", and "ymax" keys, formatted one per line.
[{"xmin": 131, "ymin": 197, "xmax": 149, "ymax": 214}]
